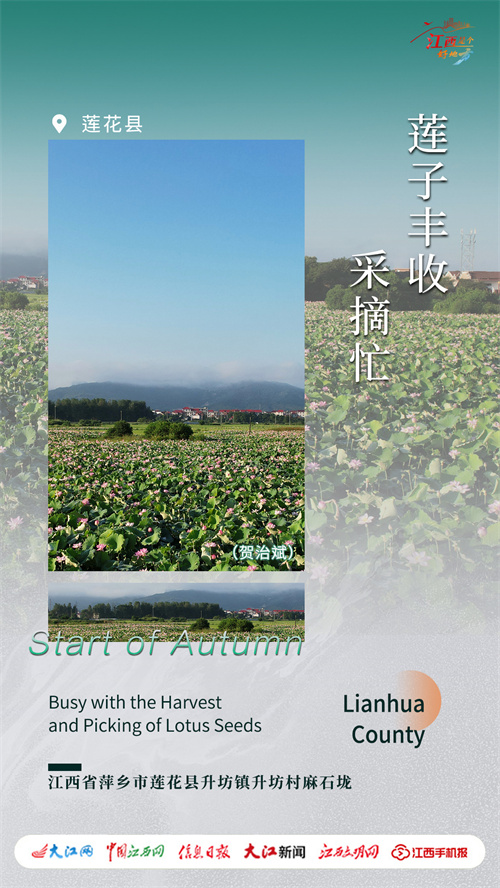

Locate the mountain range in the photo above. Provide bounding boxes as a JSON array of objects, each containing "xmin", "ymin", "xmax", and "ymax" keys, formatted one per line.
[
  {"xmin": 0, "ymin": 253, "xmax": 47, "ymax": 280},
  {"xmin": 50, "ymin": 584, "xmax": 305, "ymax": 612},
  {"xmin": 48, "ymin": 380, "xmax": 304, "ymax": 411}
]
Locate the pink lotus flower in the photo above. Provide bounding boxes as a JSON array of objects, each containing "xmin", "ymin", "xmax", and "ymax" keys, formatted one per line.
[
  {"xmin": 448, "ymin": 481, "xmax": 470, "ymax": 495},
  {"xmin": 134, "ymin": 548, "xmax": 148, "ymax": 557},
  {"xmin": 310, "ymin": 564, "xmax": 329, "ymax": 582},
  {"xmin": 8, "ymin": 516, "xmax": 23, "ymax": 529},
  {"xmin": 306, "ymin": 462, "xmax": 320, "ymax": 473},
  {"xmin": 358, "ymin": 513, "xmax": 374, "ymax": 526}
]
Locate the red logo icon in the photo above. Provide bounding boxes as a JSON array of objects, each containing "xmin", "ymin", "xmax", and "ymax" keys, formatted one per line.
[
  {"xmin": 32, "ymin": 844, "xmax": 48, "ymax": 859},
  {"xmin": 391, "ymin": 844, "xmax": 410, "ymax": 861}
]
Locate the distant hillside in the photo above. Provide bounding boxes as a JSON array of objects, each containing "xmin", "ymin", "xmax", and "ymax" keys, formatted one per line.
[
  {"xmin": 48, "ymin": 380, "xmax": 304, "ymax": 411},
  {"xmin": 0, "ymin": 253, "xmax": 47, "ymax": 280},
  {"xmin": 51, "ymin": 585, "xmax": 305, "ymax": 612},
  {"xmin": 138, "ymin": 587, "xmax": 305, "ymax": 611}
]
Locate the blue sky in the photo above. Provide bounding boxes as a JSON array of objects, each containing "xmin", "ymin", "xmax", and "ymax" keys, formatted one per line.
[{"xmin": 49, "ymin": 140, "xmax": 304, "ymax": 388}]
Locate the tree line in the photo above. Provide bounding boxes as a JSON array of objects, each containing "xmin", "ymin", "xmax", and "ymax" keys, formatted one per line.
[
  {"xmin": 49, "ymin": 398, "xmax": 155, "ymax": 422},
  {"xmin": 49, "ymin": 600, "xmax": 226, "ymax": 621},
  {"xmin": 305, "ymin": 257, "xmax": 499, "ymax": 313},
  {"xmin": 229, "ymin": 412, "xmax": 303, "ymax": 424}
]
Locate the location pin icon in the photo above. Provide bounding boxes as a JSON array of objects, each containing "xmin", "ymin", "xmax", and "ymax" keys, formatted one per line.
[{"xmin": 52, "ymin": 114, "xmax": 67, "ymax": 134}]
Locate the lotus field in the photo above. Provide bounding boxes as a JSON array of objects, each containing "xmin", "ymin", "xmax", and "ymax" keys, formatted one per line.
[
  {"xmin": 48, "ymin": 620, "xmax": 305, "ymax": 644},
  {"xmin": 305, "ymin": 305, "xmax": 499, "ymax": 607},
  {"xmin": 1, "ymin": 311, "xmax": 48, "ymax": 562},
  {"xmin": 49, "ymin": 428, "xmax": 304, "ymax": 570}
]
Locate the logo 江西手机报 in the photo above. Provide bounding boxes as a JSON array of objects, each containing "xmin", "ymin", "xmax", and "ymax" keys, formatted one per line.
[{"xmin": 411, "ymin": 18, "xmax": 474, "ymax": 65}]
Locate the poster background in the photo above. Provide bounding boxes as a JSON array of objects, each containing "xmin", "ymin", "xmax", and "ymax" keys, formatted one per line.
[{"xmin": 1, "ymin": 1, "xmax": 498, "ymax": 885}]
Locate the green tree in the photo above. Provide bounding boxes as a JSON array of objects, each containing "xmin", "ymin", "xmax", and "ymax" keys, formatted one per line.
[
  {"xmin": 0, "ymin": 290, "xmax": 29, "ymax": 309},
  {"xmin": 189, "ymin": 617, "xmax": 210, "ymax": 631},
  {"xmin": 171, "ymin": 423, "xmax": 193, "ymax": 440},
  {"xmin": 455, "ymin": 278, "xmax": 491, "ymax": 292},
  {"xmin": 143, "ymin": 420, "xmax": 172, "ymax": 439},
  {"xmin": 218, "ymin": 617, "xmax": 237, "ymax": 631},
  {"xmin": 325, "ymin": 285, "xmax": 353, "ymax": 310},
  {"xmin": 236, "ymin": 619, "xmax": 254, "ymax": 632},
  {"xmin": 434, "ymin": 289, "xmax": 500, "ymax": 314},
  {"xmin": 105, "ymin": 420, "xmax": 133, "ymax": 438},
  {"xmin": 355, "ymin": 271, "xmax": 437, "ymax": 312},
  {"xmin": 305, "ymin": 257, "xmax": 354, "ymax": 301}
]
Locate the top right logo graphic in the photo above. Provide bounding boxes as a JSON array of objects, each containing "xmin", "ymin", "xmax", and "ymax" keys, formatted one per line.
[{"xmin": 411, "ymin": 18, "xmax": 474, "ymax": 65}]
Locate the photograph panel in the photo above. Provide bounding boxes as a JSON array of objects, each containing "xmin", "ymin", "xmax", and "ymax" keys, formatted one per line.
[{"xmin": 48, "ymin": 140, "xmax": 305, "ymax": 572}]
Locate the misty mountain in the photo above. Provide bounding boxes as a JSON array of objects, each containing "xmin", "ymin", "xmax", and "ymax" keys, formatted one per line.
[
  {"xmin": 50, "ymin": 585, "xmax": 305, "ymax": 612},
  {"xmin": 48, "ymin": 380, "xmax": 304, "ymax": 411},
  {"xmin": 0, "ymin": 253, "xmax": 47, "ymax": 279}
]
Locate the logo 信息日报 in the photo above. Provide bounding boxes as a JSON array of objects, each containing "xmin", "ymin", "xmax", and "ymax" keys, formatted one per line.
[{"xmin": 411, "ymin": 18, "xmax": 474, "ymax": 65}]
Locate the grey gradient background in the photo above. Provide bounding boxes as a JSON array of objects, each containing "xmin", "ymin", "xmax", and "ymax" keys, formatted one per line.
[{"xmin": 2, "ymin": 570, "xmax": 498, "ymax": 885}]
